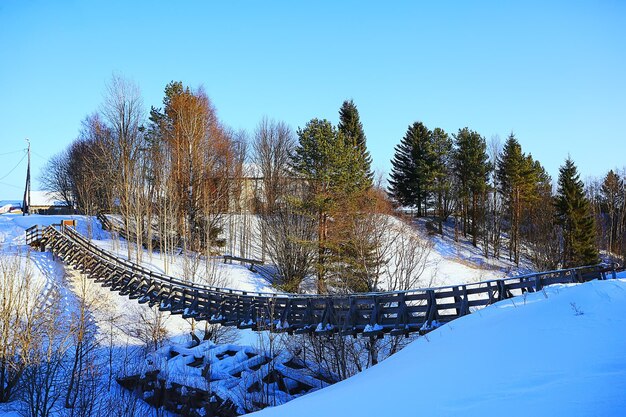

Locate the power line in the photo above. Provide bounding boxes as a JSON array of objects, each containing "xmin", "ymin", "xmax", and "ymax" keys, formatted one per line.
[
  {"xmin": 0, "ymin": 153, "xmax": 27, "ymax": 181},
  {"xmin": 0, "ymin": 181, "xmax": 22, "ymax": 190},
  {"xmin": 0, "ymin": 149, "xmax": 26, "ymax": 157},
  {"xmin": 31, "ymin": 150, "xmax": 48, "ymax": 161}
]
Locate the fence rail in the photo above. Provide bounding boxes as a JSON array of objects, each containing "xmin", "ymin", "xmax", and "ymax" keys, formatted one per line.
[{"xmin": 26, "ymin": 223, "xmax": 622, "ymax": 337}]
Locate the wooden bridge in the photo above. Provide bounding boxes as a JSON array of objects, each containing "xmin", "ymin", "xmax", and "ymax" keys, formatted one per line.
[{"xmin": 26, "ymin": 223, "xmax": 622, "ymax": 338}]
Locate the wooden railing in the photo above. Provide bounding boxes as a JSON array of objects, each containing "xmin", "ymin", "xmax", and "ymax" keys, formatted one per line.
[
  {"xmin": 27, "ymin": 223, "xmax": 623, "ymax": 337},
  {"xmin": 25, "ymin": 225, "xmax": 42, "ymax": 245}
]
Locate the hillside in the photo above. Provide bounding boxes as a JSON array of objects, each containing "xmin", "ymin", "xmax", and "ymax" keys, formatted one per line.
[
  {"xmin": 0, "ymin": 212, "xmax": 606, "ymax": 416},
  {"xmin": 0, "ymin": 212, "xmax": 529, "ymax": 348},
  {"xmin": 252, "ymin": 276, "xmax": 626, "ymax": 417},
  {"xmin": 99, "ymin": 213, "xmax": 528, "ymax": 291}
]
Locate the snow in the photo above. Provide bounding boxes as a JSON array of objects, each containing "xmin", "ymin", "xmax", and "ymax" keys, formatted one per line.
[
  {"xmin": 0, "ymin": 211, "xmax": 553, "ymax": 351},
  {"xmin": 93, "ymin": 213, "xmax": 520, "ymax": 295},
  {"xmin": 4, "ymin": 211, "xmax": 622, "ymax": 416},
  {"xmin": 252, "ymin": 279, "xmax": 626, "ymax": 417},
  {"xmin": 143, "ymin": 340, "xmax": 337, "ymax": 414},
  {"xmin": 409, "ymin": 216, "xmax": 533, "ymax": 285}
]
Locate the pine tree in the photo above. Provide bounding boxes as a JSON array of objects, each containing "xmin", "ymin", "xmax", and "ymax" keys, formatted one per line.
[
  {"xmin": 453, "ymin": 128, "xmax": 491, "ymax": 247},
  {"xmin": 292, "ymin": 118, "xmax": 370, "ymax": 293},
  {"xmin": 338, "ymin": 99, "xmax": 373, "ymax": 188},
  {"xmin": 388, "ymin": 122, "xmax": 432, "ymax": 215},
  {"xmin": 555, "ymin": 158, "xmax": 599, "ymax": 267}
]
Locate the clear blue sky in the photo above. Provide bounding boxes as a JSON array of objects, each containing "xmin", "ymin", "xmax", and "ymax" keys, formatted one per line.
[{"xmin": 1, "ymin": 0, "xmax": 624, "ymax": 200}]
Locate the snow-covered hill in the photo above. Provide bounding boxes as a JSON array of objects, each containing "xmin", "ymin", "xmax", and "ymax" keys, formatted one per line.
[
  {"xmin": 0, "ymin": 212, "xmax": 541, "ymax": 349},
  {"xmin": 252, "ymin": 276, "xmax": 626, "ymax": 417},
  {"xmin": 4, "ymin": 213, "xmax": 619, "ymax": 416}
]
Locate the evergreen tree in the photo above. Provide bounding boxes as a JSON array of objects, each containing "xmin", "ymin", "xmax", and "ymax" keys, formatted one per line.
[
  {"xmin": 600, "ymin": 169, "xmax": 624, "ymax": 254},
  {"xmin": 453, "ymin": 128, "xmax": 491, "ymax": 247},
  {"xmin": 525, "ymin": 161, "xmax": 561, "ymax": 270},
  {"xmin": 338, "ymin": 100, "xmax": 373, "ymax": 187},
  {"xmin": 292, "ymin": 118, "xmax": 370, "ymax": 293},
  {"xmin": 555, "ymin": 157, "xmax": 599, "ymax": 267},
  {"xmin": 496, "ymin": 133, "xmax": 538, "ymax": 264},
  {"xmin": 429, "ymin": 127, "xmax": 453, "ymax": 234},
  {"xmin": 388, "ymin": 122, "xmax": 432, "ymax": 215}
]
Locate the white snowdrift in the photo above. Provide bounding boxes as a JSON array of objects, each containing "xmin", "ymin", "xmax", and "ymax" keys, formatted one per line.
[{"xmin": 252, "ymin": 278, "xmax": 626, "ymax": 417}]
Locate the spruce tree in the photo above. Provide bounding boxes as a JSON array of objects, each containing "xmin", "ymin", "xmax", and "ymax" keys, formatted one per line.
[
  {"xmin": 338, "ymin": 99, "xmax": 373, "ymax": 188},
  {"xmin": 496, "ymin": 133, "xmax": 538, "ymax": 264},
  {"xmin": 555, "ymin": 158, "xmax": 599, "ymax": 267},
  {"xmin": 453, "ymin": 128, "xmax": 491, "ymax": 247},
  {"xmin": 430, "ymin": 127, "xmax": 453, "ymax": 234},
  {"xmin": 600, "ymin": 170, "xmax": 624, "ymax": 254},
  {"xmin": 388, "ymin": 122, "xmax": 432, "ymax": 215}
]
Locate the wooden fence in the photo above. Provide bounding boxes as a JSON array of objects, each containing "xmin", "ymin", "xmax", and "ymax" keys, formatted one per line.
[{"xmin": 26, "ymin": 223, "xmax": 622, "ymax": 338}]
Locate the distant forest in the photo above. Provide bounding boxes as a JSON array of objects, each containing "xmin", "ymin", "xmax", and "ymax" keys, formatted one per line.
[{"xmin": 42, "ymin": 76, "xmax": 626, "ymax": 293}]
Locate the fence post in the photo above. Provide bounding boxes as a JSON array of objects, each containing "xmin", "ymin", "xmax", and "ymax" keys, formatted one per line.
[{"xmin": 425, "ymin": 290, "xmax": 438, "ymax": 328}]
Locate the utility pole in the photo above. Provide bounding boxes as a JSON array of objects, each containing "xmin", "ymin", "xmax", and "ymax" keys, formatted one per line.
[{"xmin": 22, "ymin": 138, "xmax": 30, "ymax": 216}]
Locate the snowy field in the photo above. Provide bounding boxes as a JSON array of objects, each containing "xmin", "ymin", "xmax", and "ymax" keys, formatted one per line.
[{"xmin": 253, "ymin": 275, "xmax": 626, "ymax": 417}]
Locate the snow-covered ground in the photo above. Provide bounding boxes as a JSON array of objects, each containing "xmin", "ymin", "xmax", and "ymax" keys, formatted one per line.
[
  {"xmin": 252, "ymin": 275, "xmax": 626, "ymax": 417},
  {"xmin": 4, "ymin": 212, "xmax": 614, "ymax": 416},
  {"xmin": 0, "ymin": 212, "xmax": 538, "ymax": 348}
]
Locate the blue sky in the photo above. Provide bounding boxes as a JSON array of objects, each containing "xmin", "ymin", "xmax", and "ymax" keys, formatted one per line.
[{"xmin": 1, "ymin": 0, "xmax": 624, "ymax": 200}]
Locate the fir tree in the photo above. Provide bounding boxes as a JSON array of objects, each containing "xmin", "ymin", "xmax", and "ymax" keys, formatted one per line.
[
  {"xmin": 388, "ymin": 122, "xmax": 432, "ymax": 215},
  {"xmin": 555, "ymin": 158, "xmax": 599, "ymax": 267},
  {"xmin": 338, "ymin": 99, "xmax": 373, "ymax": 187}
]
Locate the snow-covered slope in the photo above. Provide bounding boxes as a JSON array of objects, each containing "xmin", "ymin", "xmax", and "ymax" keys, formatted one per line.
[
  {"xmin": 252, "ymin": 277, "xmax": 626, "ymax": 417},
  {"xmin": 0, "ymin": 212, "xmax": 541, "ymax": 348}
]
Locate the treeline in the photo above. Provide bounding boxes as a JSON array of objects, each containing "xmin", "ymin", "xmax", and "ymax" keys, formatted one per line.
[
  {"xmin": 41, "ymin": 76, "xmax": 393, "ymax": 294},
  {"xmin": 42, "ymin": 75, "xmax": 624, "ymax": 295},
  {"xmin": 41, "ymin": 77, "xmax": 244, "ymax": 272},
  {"xmin": 388, "ymin": 121, "xmax": 625, "ymax": 269}
]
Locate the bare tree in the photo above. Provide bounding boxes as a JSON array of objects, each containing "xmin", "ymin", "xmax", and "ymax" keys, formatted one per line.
[
  {"xmin": 64, "ymin": 269, "xmax": 107, "ymax": 411},
  {"xmin": 39, "ymin": 149, "xmax": 74, "ymax": 209},
  {"xmin": 252, "ymin": 118, "xmax": 295, "ymax": 213},
  {"xmin": 161, "ymin": 83, "xmax": 239, "ymax": 253},
  {"xmin": 100, "ymin": 74, "xmax": 145, "ymax": 261},
  {"xmin": 525, "ymin": 179, "xmax": 561, "ymax": 270},
  {"xmin": 261, "ymin": 207, "xmax": 317, "ymax": 292},
  {"xmin": 487, "ymin": 135, "xmax": 503, "ymax": 258},
  {"xmin": 19, "ymin": 288, "xmax": 71, "ymax": 417},
  {"xmin": 127, "ymin": 305, "xmax": 169, "ymax": 353},
  {"xmin": 0, "ymin": 252, "xmax": 43, "ymax": 402},
  {"xmin": 384, "ymin": 219, "xmax": 434, "ymax": 292}
]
